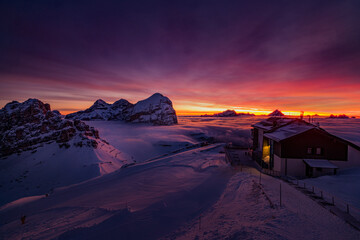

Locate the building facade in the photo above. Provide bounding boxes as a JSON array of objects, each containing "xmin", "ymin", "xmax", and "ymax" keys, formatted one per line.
[{"xmin": 252, "ymin": 117, "xmax": 360, "ymax": 178}]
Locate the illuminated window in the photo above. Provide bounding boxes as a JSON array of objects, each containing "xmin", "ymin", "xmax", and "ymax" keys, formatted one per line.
[
  {"xmin": 316, "ymin": 148, "xmax": 322, "ymax": 155},
  {"xmin": 307, "ymin": 148, "xmax": 312, "ymax": 154}
]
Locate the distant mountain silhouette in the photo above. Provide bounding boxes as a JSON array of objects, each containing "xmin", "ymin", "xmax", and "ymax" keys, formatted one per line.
[
  {"xmin": 329, "ymin": 114, "xmax": 350, "ymax": 119},
  {"xmin": 201, "ymin": 109, "xmax": 255, "ymax": 117},
  {"xmin": 268, "ymin": 109, "xmax": 284, "ymax": 117}
]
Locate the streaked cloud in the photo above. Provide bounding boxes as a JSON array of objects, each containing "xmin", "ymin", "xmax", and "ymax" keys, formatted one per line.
[{"xmin": 0, "ymin": 0, "xmax": 359, "ymax": 115}]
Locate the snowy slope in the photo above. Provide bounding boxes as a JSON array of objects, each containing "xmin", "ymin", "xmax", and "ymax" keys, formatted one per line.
[
  {"xmin": 0, "ymin": 144, "xmax": 228, "ymax": 239},
  {"xmin": 66, "ymin": 93, "xmax": 177, "ymax": 125},
  {"xmin": 170, "ymin": 168, "xmax": 360, "ymax": 240},
  {"xmin": 0, "ymin": 137, "xmax": 131, "ymax": 206},
  {"xmin": 303, "ymin": 167, "xmax": 360, "ymax": 209},
  {"xmin": 0, "ymin": 99, "xmax": 133, "ymax": 206},
  {"xmin": 0, "ymin": 145, "xmax": 359, "ymax": 240},
  {"xmin": 0, "ymin": 98, "xmax": 101, "ymax": 157}
]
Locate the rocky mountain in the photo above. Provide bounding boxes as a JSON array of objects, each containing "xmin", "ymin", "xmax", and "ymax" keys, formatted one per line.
[
  {"xmin": 214, "ymin": 110, "xmax": 237, "ymax": 117},
  {"xmin": 0, "ymin": 99, "xmax": 133, "ymax": 204},
  {"xmin": 65, "ymin": 99, "xmax": 132, "ymax": 121},
  {"xmin": 0, "ymin": 99, "xmax": 101, "ymax": 157},
  {"xmin": 268, "ymin": 109, "xmax": 284, "ymax": 117},
  {"xmin": 329, "ymin": 114, "xmax": 350, "ymax": 119},
  {"xmin": 201, "ymin": 110, "xmax": 255, "ymax": 117},
  {"xmin": 66, "ymin": 93, "xmax": 178, "ymax": 125}
]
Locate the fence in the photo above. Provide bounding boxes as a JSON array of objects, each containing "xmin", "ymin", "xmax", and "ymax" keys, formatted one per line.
[
  {"xmin": 232, "ymin": 163, "xmax": 360, "ymax": 222},
  {"xmin": 287, "ymin": 178, "xmax": 360, "ymax": 221},
  {"xmin": 225, "ymin": 147, "xmax": 360, "ymax": 223},
  {"xmin": 262, "ymin": 168, "xmax": 281, "ymax": 177}
]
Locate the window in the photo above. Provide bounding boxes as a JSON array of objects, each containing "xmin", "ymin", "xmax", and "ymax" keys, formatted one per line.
[
  {"xmin": 307, "ymin": 148, "xmax": 312, "ymax": 154},
  {"xmin": 316, "ymin": 148, "xmax": 322, "ymax": 155}
]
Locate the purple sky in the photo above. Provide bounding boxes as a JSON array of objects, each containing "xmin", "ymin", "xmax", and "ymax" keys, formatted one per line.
[{"xmin": 1, "ymin": 0, "xmax": 360, "ymax": 115}]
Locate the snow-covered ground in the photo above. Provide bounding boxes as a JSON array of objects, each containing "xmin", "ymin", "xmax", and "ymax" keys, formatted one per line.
[
  {"xmin": 303, "ymin": 167, "xmax": 360, "ymax": 209},
  {"xmin": 1, "ymin": 116, "xmax": 360, "ymax": 239},
  {"xmin": 0, "ymin": 144, "xmax": 230, "ymax": 239},
  {"xmin": 166, "ymin": 169, "xmax": 360, "ymax": 240},
  {"xmin": 0, "ymin": 138, "xmax": 132, "ymax": 206},
  {"xmin": 1, "ymin": 146, "xmax": 359, "ymax": 239}
]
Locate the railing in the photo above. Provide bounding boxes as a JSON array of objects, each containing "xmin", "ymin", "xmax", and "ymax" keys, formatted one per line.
[
  {"xmin": 226, "ymin": 147, "xmax": 360, "ymax": 223},
  {"xmin": 287, "ymin": 178, "xmax": 360, "ymax": 221},
  {"xmin": 262, "ymin": 168, "xmax": 281, "ymax": 177}
]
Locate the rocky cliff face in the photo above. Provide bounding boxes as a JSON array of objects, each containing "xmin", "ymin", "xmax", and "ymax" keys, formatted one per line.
[
  {"xmin": 66, "ymin": 93, "xmax": 178, "ymax": 125},
  {"xmin": 268, "ymin": 109, "xmax": 284, "ymax": 117},
  {"xmin": 201, "ymin": 110, "xmax": 255, "ymax": 117},
  {"xmin": 127, "ymin": 93, "xmax": 177, "ymax": 125},
  {"xmin": 0, "ymin": 99, "xmax": 101, "ymax": 157}
]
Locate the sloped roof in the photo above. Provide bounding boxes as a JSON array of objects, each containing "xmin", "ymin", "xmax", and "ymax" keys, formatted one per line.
[
  {"xmin": 303, "ymin": 159, "xmax": 338, "ymax": 169},
  {"xmin": 252, "ymin": 117, "xmax": 294, "ymax": 131},
  {"xmin": 264, "ymin": 122, "xmax": 316, "ymax": 142},
  {"xmin": 253, "ymin": 117, "xmax": 360, "ymax": 151}
]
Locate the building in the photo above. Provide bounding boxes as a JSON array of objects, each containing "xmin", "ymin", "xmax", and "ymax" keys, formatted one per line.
[{"xmin": 252, "ymin": 117, "xmax": 360, "ymax": 178}]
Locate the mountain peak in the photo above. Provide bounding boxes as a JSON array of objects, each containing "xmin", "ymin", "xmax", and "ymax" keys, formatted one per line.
[
  {"xmin": 268, "ymin": 109, "xmax": 284, "ymax": 116},
  {"xmin": 0, "ymin": 99, "xmax": 101, "ymax": 157},
  {"xmin": 66, "ymin": 93, "xmax": 177, "ymax": 125},
  {"xmin": 150, "ymin": 92, "xmax": 164, "ymax": 98},
  {"xmin": 89, "ymin": 99, "xmax": 110, "ymax": 110},
  {"xmin": 93, "ymin": 99, "xmax": 108, "ymax": 105}
]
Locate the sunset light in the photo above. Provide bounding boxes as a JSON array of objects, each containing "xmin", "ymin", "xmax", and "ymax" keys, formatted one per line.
[
  {"xmin": 1, "ymin": 1, "xmax": 360, "ymax": 116},
  {"xmin": 1, "ymin": 1, "xmax": 360, "ymax": 239}
]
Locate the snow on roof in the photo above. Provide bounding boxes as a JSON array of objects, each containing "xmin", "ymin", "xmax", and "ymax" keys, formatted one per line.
[
  {"xmin": 303, "ymin": 159, "xmax": 339, "ymax": 169},
  {"xmin": 263, "ymin": 122, "xmax": 315, "ymax": 142},
  {"xmin": 252, "ymin": 117, "xmax": 294, "ymax": 131}
]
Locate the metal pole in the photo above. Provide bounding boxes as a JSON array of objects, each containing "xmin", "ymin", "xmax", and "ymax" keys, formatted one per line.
[
  {"xmin": 280, "ymin": 183, "xmax": 282, "ymax": 207},
  {"xmin": 259, "ymin": 171, "xmax": 262, "ymax": 184},
  {"xmin": 199, "ymin": 214, "xmax": 201, "ymax": 230}
]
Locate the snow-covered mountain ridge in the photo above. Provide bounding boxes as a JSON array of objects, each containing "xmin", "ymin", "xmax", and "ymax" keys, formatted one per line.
[
  {"xmin": 65, "ymin": 93, "xmax": 178, "ymax": 125},
  {"xmin": 0, "ymin": 99, "xmax": 101, "ymax": 157},
  {"xmin": 0, "ymin": 99, "xmax": 133, "ymax": 205}
]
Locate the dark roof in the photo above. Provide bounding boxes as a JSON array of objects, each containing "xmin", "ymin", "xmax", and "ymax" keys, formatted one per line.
[
  {"xmin": 253, "ymin": 117, "xmax": 360, "ymax": 151},
  {"xmin": 264, "ymin": 123, "xmax": 315, "ymax": 142},
  {"xmin": 251, "ymin": 117, "xmax": 294, "ymax": 131},
  {"xmin": 303, "ymin": 159, "xmax": 338, "ymax": 169}
]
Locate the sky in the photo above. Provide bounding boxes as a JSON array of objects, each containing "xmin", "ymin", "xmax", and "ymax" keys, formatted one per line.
[{"xmin": 0, "ymin": 0, "xmax": 360, "ymax": 116}]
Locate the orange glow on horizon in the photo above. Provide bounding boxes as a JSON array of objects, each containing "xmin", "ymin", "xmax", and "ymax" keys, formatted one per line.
[
  {"xmin": 2, "ymin": 99, "xmax": 359, "ymax": 117},
  {"xmin": 175, "ymin": 109, "xmax": 352, "ymax": 117}
]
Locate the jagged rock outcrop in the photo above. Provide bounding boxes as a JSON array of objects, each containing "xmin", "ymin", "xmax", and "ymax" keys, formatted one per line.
[
  {"xmin": 268, "ymin": 109, "xmax": 284, "ymax": 117},
  {"xmin": 66, "ymin": 99, "xmax": 117, "ymax": 121},
  {"xmin": 66, "ymin": 93, "xmax": 178, "ymax": 125},
  {"xmin": 214, "ymin": 110, "xmax": 237, "ymax": 117},
  {"xmin": 201, "ymin": 109, "xmax": 255, "ymax": 117},
  {"xmin": 329, "ymin": 114, "xmax": 350, "ymax": 119},
  {"xmin": 0, "ymin": 99, "xmax": 101, "ymax": 157}
]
